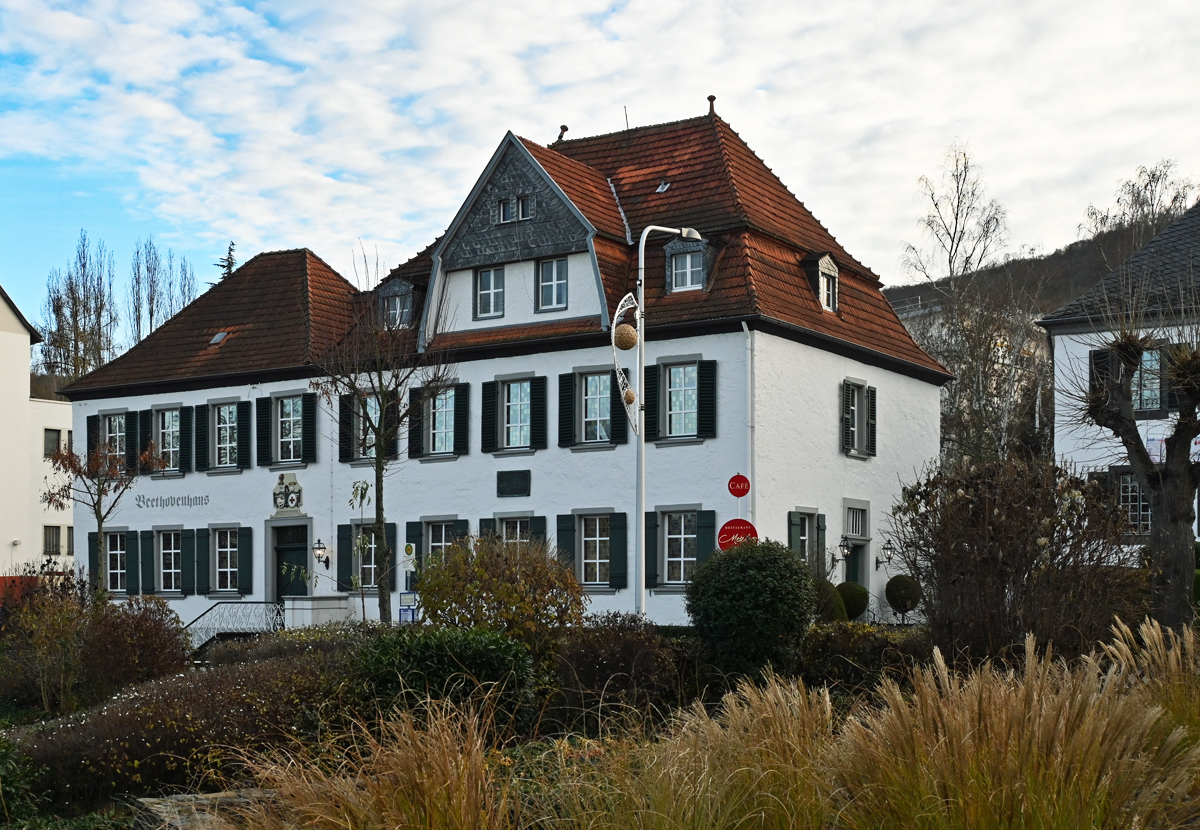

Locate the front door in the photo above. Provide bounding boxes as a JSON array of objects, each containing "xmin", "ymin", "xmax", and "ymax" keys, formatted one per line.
[{"xmin": 275, "ymin": 525, "xmax": 309, "ymax": 600}]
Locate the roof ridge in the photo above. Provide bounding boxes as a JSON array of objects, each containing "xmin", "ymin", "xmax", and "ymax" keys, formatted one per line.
[
  {"xmin": 710, "ymin": 115, "xmax": 751, "ymax": 229},
  {"xmin": 552, "ymin": 113, "xmax": 711, "ymax": 147}
]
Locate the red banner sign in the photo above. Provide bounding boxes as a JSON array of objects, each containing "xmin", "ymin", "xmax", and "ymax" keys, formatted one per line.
[
  {"xmin": 718, "ymin": 518, "xmax": 758, "ymax": 551},
  {"xmin": 728, "ymin": 474, "xmax": 750, "ymax": 498}
]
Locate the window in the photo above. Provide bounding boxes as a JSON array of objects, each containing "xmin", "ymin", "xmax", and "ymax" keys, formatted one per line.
[
  {"xmin": 477, "ymin": 267, "xmax": 505, "ymax": 318},
  {"xmin": 429, "ymin": 390, "xmax": 455, "ymax": 454},
  {"xmin": 1119, "ymin": 473, "xmax": 1152, "ymax": 534},
  {"xmin": 161, "ymin": 531, "xmax": 182, "ymax": 591},
  {"xmin": 158, "ymin": 409, "xmax": 180, "ymax": 470},
  {"xmin": 279, "ymin": 396, "xmax": 303, "ymax": 462},
  {"xmin": 504, "ymin": 380, "xmax": 531, "ymax": 448},
  {"xmin": 357, "ymin": 396, "xmax": 380, "ymax": 459},
  {"xmin": 429, "ymin": 522, "xmax": 454, "ymax": 556},
  {"xmin": 357, "ymin": 527, "xmax": 378, "ymax": 589},
  {"xmin": 66, "ymin": 526, "xmax": 74, "ymax": 557},
  {"xmin": 841, "ymin": 381, "xmax": 877, "ymax": 456},
  {"xmin": 383, "ymin": 293, "xmax": 412, "ymax": 328},
  {"xmin": 500, "ymin": 199, "xmax": 514, "ymax": 223},
  {"xmin": 215, "ymin": 404, "xmax": 238, "ymax": 467},
  {"xmin": 819, "ymin": 259, "xmax": 838, "ymax": 311},
  {"xmin": 665, "ymin": 511, "xmax": 698, "ymax": 583},
  {"xmin": 666, "ymin": 365, "xmax": 698, "ymax": 437},
  {"xmin": 538, "ymin": 259, "xmax": 568, "ymax": 310},
  {"xmin": 847, "ymin": 507, "xmax": 867, "ymax": 537},
  {"xmin": 43, "ymin": 429, "xmax": 61, "ymax": 457},
  {"xmin": 502, "ymin": 518, "xmax": 530, "ymax": 544},
  {"xmin": 216, "ymin": 529, "xmax": 238, "ymax": 591},
  {"xmin": 103, "ymin": 414, "xmax": 126, "ymax": 457},
  {"xmin": 582, "ymin": 516, "xmax": 610, "ymax": 584},
  {"xmin": 1133, "ymin": 350, "xmax": 1162, "ymax": 411},
  {"xmin": 672, "ymin": 252, "xmax": 705, "ymax": 291},
  {"xmin": 43, "ymin": 525, "xmax": 61, "ymax": 557},
  {"xmin": 583, "ymin": 373, "xmax": 611, "ymax": 442},
  {"xmin": 107, "ymin": 532, "xmax": 126, "ymax": 592},
  {"xmin": 517, "ymin": 195, "xmax": 531, "ymax": 220}
]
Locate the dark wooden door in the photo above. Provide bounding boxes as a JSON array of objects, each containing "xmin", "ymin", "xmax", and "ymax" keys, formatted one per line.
[{"xmin": 275, "ymin": 525, "xmax": 309, "ymax": 600}]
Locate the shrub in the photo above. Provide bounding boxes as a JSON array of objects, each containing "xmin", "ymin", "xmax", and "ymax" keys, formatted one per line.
[
  {"xmin": 0, "ymin": 733, "xmax": 39, "ymax": 825},
  {"xmin": 82, "ymin": 595, "xmax": 189, "ymax": 701},
  {"xmin": 798, "ymin": 622, "xmax": 933, "ymax": 699},
  {"xmin": 354, "ymin": 626, "xmax": 535, "ymax": 732},
  {"xmin": 813, "ymin": 579, "xmax": 847, "ymax": 623},
  {"xmin": 417, "ymin": 535, "xmax": 586, "ymax": 662},
  {"xmin": 204, "ymin": 621, "xmax": 377, "ymax": 666},
  {"xmin": 686, "ymin": 538, "xmax": 816, "ymax": 677},
  {"xmin": 884, "ymin": 574, "xmax": 921, "ymax": 617},
  {"xmin": 551, "ymin": 612, "xmax": 677, "ymax": 733},
  {"xmin": 836, "ymin": 582, "xmax": 869, "ymax": 620}
]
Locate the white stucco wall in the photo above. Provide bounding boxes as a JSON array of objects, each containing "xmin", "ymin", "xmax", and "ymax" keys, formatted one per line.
[{"xmin": 440, "ymin": 252, "xmax": 600, "ymax": 332}]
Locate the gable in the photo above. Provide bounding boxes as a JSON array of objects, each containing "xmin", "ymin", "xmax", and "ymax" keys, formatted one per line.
[{"xmin": 440, "ymin": 144, "xmax": 591, "ymax": 272}]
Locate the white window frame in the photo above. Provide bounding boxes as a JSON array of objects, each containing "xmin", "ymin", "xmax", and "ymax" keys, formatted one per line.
[
  {"xmin": 215, "ymin": 403, "xmax": 238, "ymax": 467},
  {"xmin": 517, "ymin": 195, "xmax": 531, "ymax": 220},
  {"xmin": 215, "ymin": 528, "xmax": 239, "ymax": 591},
  {"xmin": 538, "ymin": 259, "xmax": 568, "ymax": 310},
  {"xmin": 664, "ymin": 511, "xmax": 698, "ymax": 583},
  {"xmin": 666, "ymin": 364, "xmax": 698, "ymax": 437},
  {"xmin": 356, "ymin": 396, "xmax": 380, "ymax": 459},
  {"xmin": 819, "ymin": 260, "xmax": 838, "ymax": 311},
  {"xmin": 356, "ymin": 526, "xmax": 378, "ymax": 589},
  {"xmin": 428, "ymin": 521, "xmax": 455, "ymax": 556},
  {"xmin": 671, "ymin": 251, "xmax": 705, "ymax": 291},
  {"xmin": 44, "ymin": 428, "xmax": 61, "ymax": 458},
  {"xmin": 383, "ymin": 293, "xmax": 412, "ymax": 328},
  {"xmin": 157, "ymin": 409, "xmax": 180, "ymax": 471},
  {"xmin": 43, "ymin": 525, "xmax": 61, "ymax": 557},
  {"xmin": 428, "ymin": 389, "xmax": 455, "ymax": 454},
  {"xmin": 502, "ymin": 518, "xmax": 530, "ymax": 545},
  {"xmin": 160, "ymin": 530, "xmax": 182, "ymax": 591},
  {"xmin": 107, "ymin": 532, "xmax": 126, "ymax": 592},
  {"xmin": 1118, "ymin": 472, "xmax": 1152, "ymax": 535},
  {"xmin": 499, "ymin": 199, "xmax": 514, "ymax": 223},
  {"xmin": 1133, "ymin": 350, "xmax": 1162, "ymax": 411},
  {"xmin": 581, "ymin": 515, "xmax": 610, "ymax": 585},
  {"xmin": 582, "ymin": 372, "xmax": 611, "ymax": 443},
  {"xmin": 477, "ymin": 267, "xmax": 505, "ymax": 318},
  {"xmin": 846, "ymin": 506, "xmax": 867, "ymax": 538},
  {"xmin": 848, "ymin": 384, "xmax": 860, "ymax": 450},
  {"xmin": 278, "ymin": 396, "xmax": 303, "ymax": 462},
  {"xmin": 103, "ymin": 413, "xmax": 126, "ymax": 457},
  {"xmin": 504, "ymin": 379, "xmax": 531, "ymax": 448}
]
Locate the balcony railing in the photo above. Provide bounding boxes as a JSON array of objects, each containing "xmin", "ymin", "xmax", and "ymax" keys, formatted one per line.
[{"xmin": 183, "ymin": 601, "xmax": 285, "ymax": 651}]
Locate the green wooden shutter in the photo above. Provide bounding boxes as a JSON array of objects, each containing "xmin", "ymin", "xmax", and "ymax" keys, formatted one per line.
[
  {"xmin": 866, "ymin": 386, "xmax": 877, "ymax": 457},
  {"xmin": 645, "ymin": 512, "xmax": 659, "ymax": 588},
  {"xmin": 481, "ymin": 381, "xmax": 498, "ymax": 453},
  {"xmin": 138, "ymin": 410, "xmax": 152, "ymax": 471},
  {"xmin": 696, "ymin": 510, "xmax": 717, "ymax": 570},
  {"xmin": 236, "ymin": 401, "xmax": 252, "ymax": 470},
  {"xmin": 643, "ymin": 366, "xmax": 660, "ymax": 441},
  {"xmin": 125, "ymin": 531, "xmax": 140, "ymax": 594},
  {"xmin": 383, "ymin": 393, "xmax": 400, "ymax": 460},
  {"xmin": 816, "ymin": 513, "xmax": 827, "ymax": 567},
  {"xmin": 453, "ymin": 383, "xmax": 470, "ymax": 456},
  {"xmin": 140, "ymin": 530, "xmax": 155, "ymax": 594},
  {"xmin": 479, "ymin": 518, "xmax": 496, "ymax": 537},
  {"xmin": 408, "ymin": 388, "xmax": 424, "ymax": 458},
  {"xmin": 609, "ymin": 370, "xmax": 628, "ymax": 444},
  {"xmin": 451, "ymin": 519, "xmax": 469, "ymax": 540},
  {"xmin": 697, "ymin": 361, "xmax": 717, "ymax": 439},
  {"xmin": 558, "ymin": 373, "xmax": 576, "ymax": 447},
  {"xmin": 385, "ymin": 523, "xmax": 398, "ymax": 591},
  {"xmin": 608, "ymin": 512, "xmax": 628, "ymax": 589},
  {"xmin": 88, "ymin": 532, "xmax": 99, "ymax": 589},
  {"xmin": 301, "ymin": 393, "xmax": 317, "ymax": 463},
  {"xmin": 179, "ymin": 406, "xmax": 193, "ymax": 474},
  {"xmin": 86, "ymin": 415, "xmax": 99, "ymax": 457},
  {"xmin": 340, "ymin": 395, "xmax": 355, "ymax": 462},
  {"xmin": 125, "ymin": 411, "xmax": 138, "ymax": 473},
  {"xmin": 237, "ymin": 526, "xmax": 252, "ymax": 595},
  {"xmin": 530, "ymin": 376, "xmax": 548, "ymax": 449},
  {"xmin": 181, "ymin": 529, "xmax": 195, "ymax": 595},
  {"xmin": 195, "ymin": 528, "xmax": 210, "ymax": 595},
  {"xmin": 256, "ymin": 397, "xmax": 272, "ymax": 466},
  {"xmin": 556, "ymin": 514, "xmax": 575, "ymax": 568},
  {"xmin": 406, "ymin": 521, "xmax": 423, "ymax": 570},
  {"xmin": 841, "ymin": 382, "xmax": 854, "ymax": 452},
  {"xmin": 530, "ymin": 515, "xmax": 547, "ymax": 541},
  {"xmin": 788, "ymin": 512, "xmax": 806, "ymax": 554},
  {"xmin": 194, "ymin": 404, "xmax": 209, "ymax": 472},
  {"xmin": 1088, "ymin": 349, "xmax": 1115, "ymax": 394},
  {"xmin": 336, "ymin": 524, "xmax": 353, "ymax": 591}
]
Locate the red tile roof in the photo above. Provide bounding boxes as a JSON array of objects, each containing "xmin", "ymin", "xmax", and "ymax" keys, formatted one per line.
[
  {"xmin": 519, "ymin": 138, "xmax": 628, "ymax": 243},
  {"xmin": 64, "ymin": 249, "xmax": 358, "ymax": 397}
]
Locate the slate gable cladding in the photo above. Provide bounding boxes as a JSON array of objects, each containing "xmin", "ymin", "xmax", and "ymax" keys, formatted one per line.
[{"xmin": 440, "ymin": 146, "xmax": 591, "ymax": 272}]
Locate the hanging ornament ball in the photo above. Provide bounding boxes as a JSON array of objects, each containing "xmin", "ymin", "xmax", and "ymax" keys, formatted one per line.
[
  {"xmin": 614, "ymin": 323, "xmax": 638, "ymax": 351},
  {"xmin": 624, "ymin": 389, "xmax": 636, "ymax": 406}
]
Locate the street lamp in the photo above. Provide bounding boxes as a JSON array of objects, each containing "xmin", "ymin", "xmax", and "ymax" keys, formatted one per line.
[
  {"xmin": 612, "ymin": 224, "xmax": 702, "ymax": 616},
  {"xmin": 876, "ymin": 539, "xmax": 896, "ymax": 571}
]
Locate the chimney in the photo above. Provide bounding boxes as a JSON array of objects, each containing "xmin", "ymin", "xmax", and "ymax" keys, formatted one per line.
[
  {"xmin": 708, "ymin": 95, "xmax": 716, "ymax": 115},
  {"xmin": 556, "ymin": 124, "xmax": 569, "ymax": 142}
]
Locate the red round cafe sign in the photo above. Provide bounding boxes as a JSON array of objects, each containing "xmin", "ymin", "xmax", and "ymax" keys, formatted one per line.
[
  {"xmin": 728, "ymin": 474, "xmax": 750, "ymax": 498},
  {"xmin": 718, "ymin": 518, "xmax": 758, "ymax": 551}
]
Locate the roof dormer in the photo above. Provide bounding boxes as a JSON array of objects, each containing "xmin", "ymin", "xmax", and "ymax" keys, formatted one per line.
[{"xmin": 802, "ymin": 253, "xmax": 839, "ymax": 313}]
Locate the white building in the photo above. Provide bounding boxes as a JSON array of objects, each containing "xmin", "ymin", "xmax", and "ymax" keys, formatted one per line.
[
  {"xmin": 1040, "ymin": 201, "xmax": 1200, "ymax": 533},
  {"xmin": 63, "ymin": 106, "xmax": 948, "ymax": 630},
  {"xmin": 0, "ymin": 286, "xmax": 74, "ymax": 574}
]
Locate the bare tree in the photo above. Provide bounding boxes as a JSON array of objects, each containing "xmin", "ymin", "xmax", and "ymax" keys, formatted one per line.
[
  {"xmin": 38, "ymin": 230, "xmax": 119, "ymax": 381},
  {"xmin": 1081, "ymin": 160, "xmax": 1195, "ymax": 270},
  {"xmin": 128, "ymin": 237, "xmax": 199, "ymax": 345},
  {"xmin": 312, "ymin": 248, "xmax": 455, "ymax": 623}
]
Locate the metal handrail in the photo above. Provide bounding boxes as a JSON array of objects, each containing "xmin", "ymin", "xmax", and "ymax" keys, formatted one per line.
[{"xmin": 184, "ymin": 600, "xmax": 284, "ymax": 651}]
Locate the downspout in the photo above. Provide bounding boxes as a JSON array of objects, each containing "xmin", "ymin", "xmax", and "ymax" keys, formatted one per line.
[{"xmin": 742, "ymin": 321, "xmax": 755, "ymax": 525}]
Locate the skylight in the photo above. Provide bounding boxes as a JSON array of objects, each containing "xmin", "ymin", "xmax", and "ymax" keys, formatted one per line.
[
  {"xmin": 209, "ymin": 331, "xmax": 228, "ymax": 345},
  {"xmin": 656, "ymin": 180, "xmax": 670, "ymax": 193}
]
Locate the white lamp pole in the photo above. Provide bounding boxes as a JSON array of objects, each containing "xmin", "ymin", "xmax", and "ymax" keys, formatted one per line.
[{"xmin": 633, "ymin": 224, "xmax": 701, "ymax": 616}]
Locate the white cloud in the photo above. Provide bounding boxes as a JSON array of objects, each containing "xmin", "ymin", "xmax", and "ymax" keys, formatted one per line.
[{"xmin": 0, "ymin": 0, "xmax": 1196, "ymax": 284}]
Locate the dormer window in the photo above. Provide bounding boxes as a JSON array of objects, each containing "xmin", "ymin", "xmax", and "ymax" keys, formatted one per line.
[
  {"xmin": 672, "ymin": 253, "xmax": 705, "ymax": 291},
  {"xmin": 380, "ymin": 282, "xmax": 413, "ymax": 328},
  {"xmin": 819, "ymin": 259, "xmax": 838, "ymax": 312}
]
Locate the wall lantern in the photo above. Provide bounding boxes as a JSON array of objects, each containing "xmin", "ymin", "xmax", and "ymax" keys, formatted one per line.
[
  {"xmin": 834, "ymin": 534, "xmax": 853, "ymax": 567},
  {"xmin": 876, "ymin": 539, "xmax": 896, "ymax": 571},
  {"xmin": 312, "ymin": 538, "xmax": 330, "ymax": 570}
]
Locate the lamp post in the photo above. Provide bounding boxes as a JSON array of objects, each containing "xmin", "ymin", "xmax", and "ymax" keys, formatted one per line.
[{"xmin": 613, "ymin": 224, "xmax": 701, "ymax": 617}]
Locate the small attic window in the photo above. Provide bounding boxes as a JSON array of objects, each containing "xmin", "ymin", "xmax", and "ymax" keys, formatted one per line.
[
  {"xmin": 655, "ymin": 180, "xmax": 670, "ymax": 193},
  {"xmin": 209, "ymin": 331, "xmax": 228, "ymax": 346},
  {"xmin": 381, "ymin": 280, "xmax": 414, "ymax": 328},
  {"xmin": 819, "ymin": 258, "xmax": 839, "ymax": 312}
]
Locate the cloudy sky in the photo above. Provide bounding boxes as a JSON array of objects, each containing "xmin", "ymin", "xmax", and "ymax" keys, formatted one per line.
[{"xmin": 0, "ymin": 0, "xmax": 1196, "ymax": 325}]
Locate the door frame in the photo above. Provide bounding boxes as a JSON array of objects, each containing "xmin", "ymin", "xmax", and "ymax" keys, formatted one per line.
[{"xmin": 263, "ymin": 516, "xmax": 315, "ymax": 602}]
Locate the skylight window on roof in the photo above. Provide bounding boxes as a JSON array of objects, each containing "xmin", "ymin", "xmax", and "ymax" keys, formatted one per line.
[
  {"xmin": 209, "ymin": 331, "xmax": 228, "ymax": 346},
  {"xmin": 656, "ymin": 180, "xmax": 670, "ymax": 193}
]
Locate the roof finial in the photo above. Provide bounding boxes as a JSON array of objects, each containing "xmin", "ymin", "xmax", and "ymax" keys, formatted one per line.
[
  {"xmin": 556, "ymin": 124, "xmax": 568, "ymax": 142},
  {"xmin": 707, "ymin": 95, "xmax": 716, "ymax": 115}
]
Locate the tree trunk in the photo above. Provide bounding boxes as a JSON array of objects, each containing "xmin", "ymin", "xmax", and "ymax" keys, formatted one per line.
[
  {"xmin": 1145, "ymin": 425, "xmax": 1198, "ymax": 629},
  {"xmin": 374, "ymin": 457, "xmax": 391, "ymax": 623}
]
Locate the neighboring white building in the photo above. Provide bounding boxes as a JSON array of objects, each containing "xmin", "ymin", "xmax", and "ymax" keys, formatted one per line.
[
  {"xmin": 63, "ymin": 106, "xmax": 948, "ymax": 631},
  {"xmin": 0, "ymin": 286, "xmax": 73, "ymax": 574},
  {"xmin": 1040, "ymin": 201, "xmax": 1200, "ymax": 534}
]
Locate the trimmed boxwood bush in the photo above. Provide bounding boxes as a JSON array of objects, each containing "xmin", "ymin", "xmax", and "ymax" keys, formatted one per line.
[
  {"xmin": 885, "ymin": 574, "xmax": 922, "ymax": 616},
  {"xmin": 815, "ymin": 579, "xmax": 848, "ymax": 622},
  {"xmin": 799, "ymin": 622, "xmax": 933, "ymax": 699},
  {"xmin": 685, "ymin": 538, "xmax": 816, "ymax": 677},
  {"xmin": 837, "ymin": 581, "xmax": 870, "ymax": 620}
]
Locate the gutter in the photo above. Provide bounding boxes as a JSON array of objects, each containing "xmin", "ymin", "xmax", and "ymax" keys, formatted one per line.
[{"xmin": 742, "ymin": 321, "xmax": 756, "ymax": 525}]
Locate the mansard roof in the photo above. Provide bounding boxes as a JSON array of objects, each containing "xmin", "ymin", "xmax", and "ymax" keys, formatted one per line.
[
  {"xmin": 63, "ymin": 249, "xmax": 358, "ymax": 399},
  {"xmin": 1040, "ymin": 200, "xmax": 1200, "ymax": 330}
]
